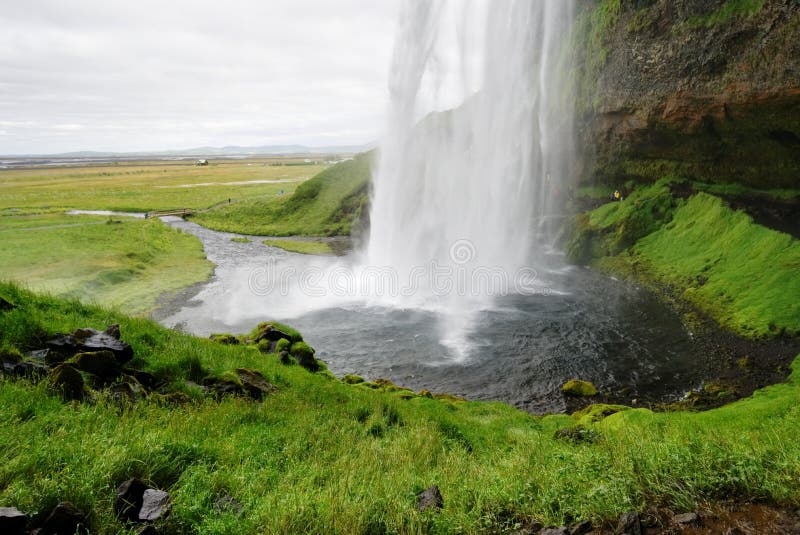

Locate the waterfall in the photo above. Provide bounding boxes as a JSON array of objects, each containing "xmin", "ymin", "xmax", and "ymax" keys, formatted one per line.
[{"xmin": 364, "ymin": 0, "xmax": 576, "ymax": 357}]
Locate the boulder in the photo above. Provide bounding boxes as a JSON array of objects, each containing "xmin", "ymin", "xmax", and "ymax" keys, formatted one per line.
[
  {"xmin": 617, "ymin": 510, "xmax": 642, "ymax": 535},
  {"xmin": 138, "ymin": 489, "xmax": 170, "ymax": 522},
  {"xmin": 203, "ymin": 375, "xmax": 244, "ymax": 398},
  {"xmin": 0, "ymin": 506, "xmax": 28, "ymax": 535},
  {"xmin": 46, "ymin": 325, "xmax": 133, "ymax": 364},
  {"xmin": 415, "ymin": 485, "xmax": 443, "ymax": 512},
  {"xmin": 68, "ymin": 351, "xmax": 121, "ymax": 380},
  {"xmin": 215, "ymin": 494, "xmax": 243, "ymax": 515},
  {"xmin": 38, "ymin": 502, "xmax": 88, "ymax": 535},
  {"xmin": 123, "ymin": 369, "xmax": 161, "ymax": 390},
  {"xmin": 11, "ymin": 361, "xmax": 49, "ymax": 381},
  {"xmin": 561, "ymin": 379, "xmax": 598, "ymax": 397},
  {"xmin": 114, "ymin": 478, "xmax": 148, "ymax": 522},
  {"xmin": 235, "ymin": 368, "xmax": 278, "ymax": 400},
  {"xmin": 290, "ymin": 342, "xmax": 318, "ymax": 372},
  {"xmin": 47, "ymin": 364, "xmax": 86, "ymax": 401}
]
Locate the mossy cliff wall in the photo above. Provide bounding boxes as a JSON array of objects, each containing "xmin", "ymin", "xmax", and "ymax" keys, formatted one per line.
[{"xmin": 575, "ymin": 0, "xmax": 800, "ymax": 189}]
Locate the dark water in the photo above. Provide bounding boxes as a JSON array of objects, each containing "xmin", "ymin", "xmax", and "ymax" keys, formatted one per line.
[{"xmin": 158, "ymin": 218, "xmax": 703, "ymax": 413}]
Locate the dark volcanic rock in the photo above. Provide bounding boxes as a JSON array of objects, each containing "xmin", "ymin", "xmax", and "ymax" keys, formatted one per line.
[
  {"xmin": 68, "ymin": 351, "xmax": 121, "ymax": 380},
  {"xmin": 570, "ymin": 519, "xmax": 593, "ymax": 535},
  {"xmin": 139, "ymin": 489, "xmax": 170, "ymax": 522},
  {"xmin": 12, "ymin": 361, "xmax": 49, "ymax": 381},
  {"xmin": 47, "ymin": 364, "xmax": 85, "ymax": 401},
  {"xmin": 0, "ymin": 506, "xmax": 28, "ymax": 535},
  {"xmin": 46, "ymin": 326, "xmax": 133, "ymax": 364},
  {"xmin": 215, "ymin": 494, "xmax": 243, "ymax": 515},
  {"xmin": 39, "ymin": 501, "xmax": 88, "ymax": 535},
  {"xmin": 415, "ymin": 485, "xmax": 443, "ymax": 512},
  {"xmin": 114, "ymin": 478, "xmax": 147, "ymax": 522},
  {"xmin": 236, "ymin": 368, "xmax": 278, "ymax": 400},
  {"xmin": 617, "ymin": 510, "xmax": 642, "ymax": 535}
]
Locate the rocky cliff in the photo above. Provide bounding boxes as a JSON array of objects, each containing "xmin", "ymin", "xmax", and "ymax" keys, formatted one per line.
[{"xmin": 576, "ymin": 0, "xmax": 800, "ymax": 189}]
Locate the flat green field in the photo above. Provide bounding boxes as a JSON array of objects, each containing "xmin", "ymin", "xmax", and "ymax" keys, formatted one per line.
[
  {"xmin": 0, "ymin": 158, "xmax": 327, "ymax": 213},
  {"xmin": 0, "ymin": 213, "xmax": 212, "ymax": 315}
]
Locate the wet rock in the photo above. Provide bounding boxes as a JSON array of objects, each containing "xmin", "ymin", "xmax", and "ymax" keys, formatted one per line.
[
  {"xmin": 46, "ymin": 326, "xmax": 133, "ymax": 364},
  {"xmin": 68, "ymin": 351, "xmax": 121, "ymax": 380},
  {"xmin": 109, "ymin": 382, "xmax": 139, "ymax": 405},
  {"xmin": 511, "ymin": 521, "xmax": 543, "ymax": 535},
  {"xmin": 47, "ymin": 364, "xmax": 86, "ymax": 401},
  {"xmin": 0, "ymin": 296, "xmax": 16, "ymax": 311},
  {"xmin": 673, "ymin": 512, "xmax": 699, "ymax": 525},
  {"xmin": 28, "ymin": 349, "xmax": 50, "ymax": 361},
  {"xmin": 39, "ymin": 501, "xmax": 88, "ymax": 535},
  {"xmin": 155, "ymin": 392, "xmax": 193, "ymax": 405},
  {"xmin": 235, "ymin": 368, "xmax": 278, "ymax": 400},
  {"xmin": 0, "ymin": 506, "xmax": 28, "ymax": 535},
  {"xmin": 617, "ymin": 510, "xmax": 642, "ymax": 535},
  {"xmin": 416, "ymin": 485, "xmax": 443, "ymax": 512},
  {"xmin": 561, "ymin": 379, "xmax": 598, "ymax": 397},
  {"xmin": 570, "ymin": 519, "xmax": 593, "ymax": 535},
  {"xmin": 114, "ymin": 478, "xmax": 147, "ymax": 522},
  {"xmin": 139, "ymin": 489, "xmax": 170, "ymax": 521},
  {"xmin": 215, "ymin": 494, "xmax": 243, "ymax": 515},
  {"xmin": 12, "ymin": 361, "xmax": 49, "ymax": 381},
  {"xmin": 105, "ymin": 324, "xmax": 121, "ymax": 339},
  {"xmin": 540, "ymin": 528, "xmax": 568, "ymax": 535},
  {"xmin": 136, "ymin": 525, "xmax": 157, "ymax": 535}
]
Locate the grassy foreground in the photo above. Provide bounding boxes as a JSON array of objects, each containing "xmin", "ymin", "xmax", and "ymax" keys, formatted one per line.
[
  {"xmin": 191, "ymin": 153, "xmax": 372, "ymax": 236},
  {"xmin": 262, "ymin": 239, "xmax": 334, "ymax": 255},
  {"xmin": 1, "ymin": 281, "xmax": 799, "ymax": 534},
  {"xmin": 0, "ymin": 214, "xmax": 212, "ymax": 316}
]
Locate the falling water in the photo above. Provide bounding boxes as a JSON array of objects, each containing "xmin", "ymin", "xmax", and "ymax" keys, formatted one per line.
[{"xmin": 365, "ymin": 0, "xmax": 576, "ymax": 356}]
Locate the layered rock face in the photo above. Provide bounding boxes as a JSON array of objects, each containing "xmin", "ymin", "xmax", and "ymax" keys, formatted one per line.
[{"xmin": 579, "ymin": 0, "xmax": 800, "ymax": 188}]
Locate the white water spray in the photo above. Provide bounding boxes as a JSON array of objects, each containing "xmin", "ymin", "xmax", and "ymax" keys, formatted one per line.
[{"xmin": 365, "ymin": 0, "xmax": 576, "ymax": 356}]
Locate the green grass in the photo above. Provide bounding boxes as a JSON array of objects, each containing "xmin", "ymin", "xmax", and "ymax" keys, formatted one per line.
[
  {"xmin": 262, "ymin": 239, "xmax": 334, "ymax": 255},
  {"xmin": 621, "ymin": 193, "xmax": 800, "ymax": 337},
  {"xmin": 0, "ymin": 159, "xmax": 325, "ymax": 213},
  {"xmin": 191, "ymin": 153, "xmax": 372, "ymax": 236},
  {"xmin": 0, "ymin": 282, "xmax": 798, "ymax": 533},
  {"xmin": 687, "ymin": 0, "xmax": 765, "ymax": 28},
  {"xmin": 570, "ymin": 180, "xmax": 799, "ymax": 338},
  {"xmin": 0, "ymin": 213, "xmax": 212, "ymax": 315}
]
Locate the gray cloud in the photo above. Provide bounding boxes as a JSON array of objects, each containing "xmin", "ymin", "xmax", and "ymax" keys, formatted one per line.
[{"xmin": 0, "ymin": 0, "xmax": 400, "ymax": 154}]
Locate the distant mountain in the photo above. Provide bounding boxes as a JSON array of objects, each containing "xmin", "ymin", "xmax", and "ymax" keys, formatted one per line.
[{"xmin": 4, "ymin": 144, "xmax": 371, "ymax": 158}]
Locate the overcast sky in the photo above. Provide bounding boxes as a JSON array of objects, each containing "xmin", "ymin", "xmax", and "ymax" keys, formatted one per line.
[{"xmin": 0, "ymin": 0, "xmax": 401, "ymax": 155}]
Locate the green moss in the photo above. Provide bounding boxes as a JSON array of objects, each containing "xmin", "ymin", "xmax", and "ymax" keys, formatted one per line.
[
  {"xmin": 686, "ymin": 0, "xmax": 765, "ymax": 28},
  {"xmin": 289, "ymin": 341, "xmax": 318, "ymax": 371},
  {"xmin": 274, "ymin": 338, "xmax": 291, "ymax": 354},
  {"xmin": 562, "ymin": 379, "xmax": 599, "ymax": 397},
  {"xmin": 248, "ymin": 321, "xmax": 303, "ymax": 344},
  {"xmin": 572, "ymin": 404, "xmax": 631, "ymax": 426},
  {"xmin": 209, "ymin": 333, "xmax": 240, "ymax": 345},
  {"xmin": 342, "ymin": 374, "xmax": 364, "ymax": 385}
]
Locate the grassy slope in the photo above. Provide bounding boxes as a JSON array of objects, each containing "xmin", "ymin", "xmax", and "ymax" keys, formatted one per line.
[
  {"xmin": 571, "ymin": 181, "xmax": 799, "ymax": 338},
  {"xmin": 0, "ymin": 159, "xmax": 324, "ymax": 213},
  {"xmin": 190, "ymin": 153, "xmax": 372, "ymax": 236},
  {"xmin": 0, "ymin": 282, "xmax": 798, "ymax": 534},
  {"xmin": 0, "ymin": 214, "xmax": 212, "ymax": 315}
]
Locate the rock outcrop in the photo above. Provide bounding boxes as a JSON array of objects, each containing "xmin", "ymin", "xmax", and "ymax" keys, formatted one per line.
[{"xmin": 577, "ymin": 0, "xmax": 800, "ymax": 189}]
